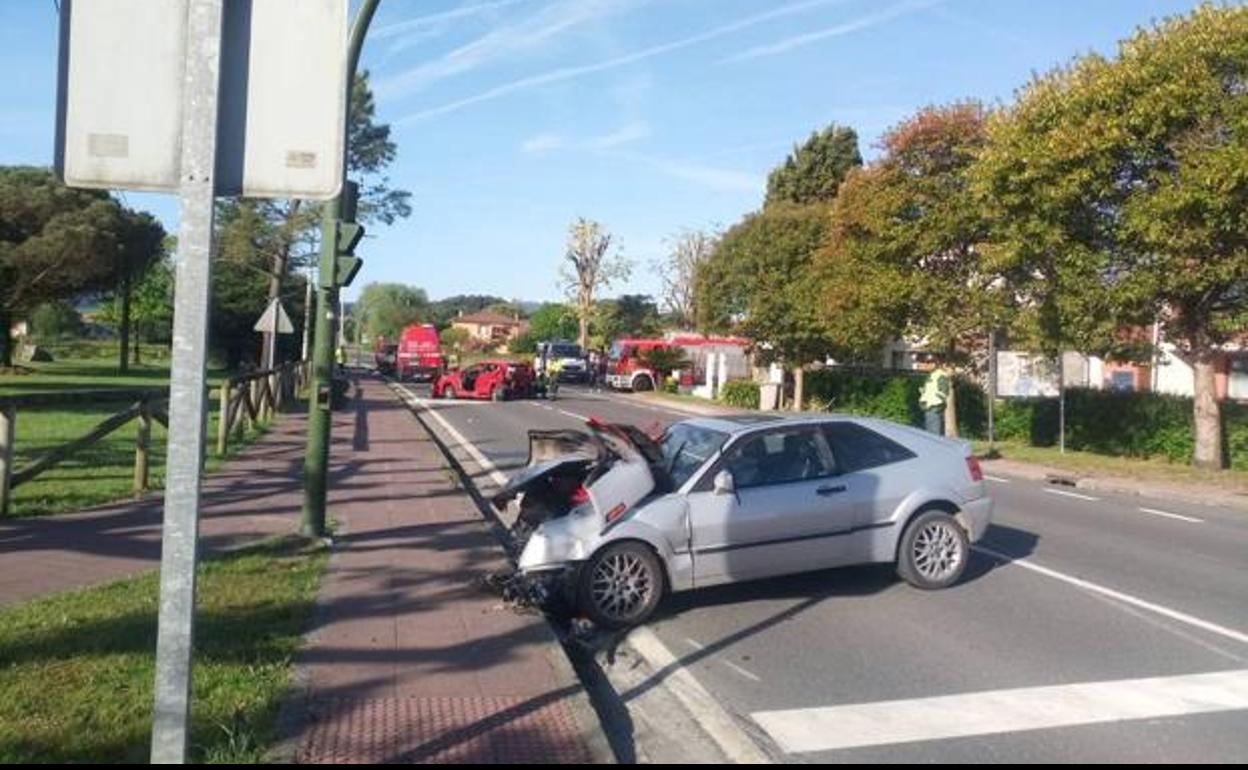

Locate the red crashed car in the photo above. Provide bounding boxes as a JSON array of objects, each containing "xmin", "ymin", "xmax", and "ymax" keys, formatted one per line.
[{"xmin": 432, "ymin": 360, "xmax": 537, "ymax": 401}]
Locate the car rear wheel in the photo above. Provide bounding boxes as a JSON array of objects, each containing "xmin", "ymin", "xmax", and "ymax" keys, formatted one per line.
[
  {"xmin": 897, "ymin": 509, "xmax": 969, "ymax": 590},
  {"xmin": 579, "ymin": 542, "xmax": 664, "ymax": 629},
  {"xmin": 442, "ymin": 387, "xmax": 456, "ymax": 400},
  {"xmin": 632, "ymin": 374, "xmax": 654, "ymax": 392}
]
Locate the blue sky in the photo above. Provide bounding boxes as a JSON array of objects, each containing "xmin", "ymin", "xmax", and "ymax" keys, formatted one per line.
[{"xmin": 0, "ymin": 0, "xmax": 1221, "ymax": 303}]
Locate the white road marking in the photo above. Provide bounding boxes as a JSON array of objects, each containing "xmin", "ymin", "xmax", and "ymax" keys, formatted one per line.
[
  {"xmin": 722, "ymin": 659, "xmax": 763, "ymax": 683},
  {"xmin": 1043, "ymin": 487, "xmax": 1100, "ymax": 502},
  {"xmin": 684, "ymin": 637, "xmax": 705, "ymax": 650},
  {"xmin": 394, "ymin": 385, "xmax": 509, "ymax": 488},
  {"xmin": 1139, "ymin": 507, "xmax": 1204, "ymax": 523},
  {"xmin": 975, "ymin": 545, "xmax": 1248, "ymax": 647},
  {"xmin": 752, "ymin": 668, "xmax": 1248, "ymax": 754},
  {"xmin": 984, "ymin": 474, "xmax": 1010, "ymax": 483},
  {"xmin": 626, "ymin": 627, "xmax": 773, "ymax": 763},
  {"xmin": 557, "ymin": 408, "xmax": 587, "ymax": 420}
]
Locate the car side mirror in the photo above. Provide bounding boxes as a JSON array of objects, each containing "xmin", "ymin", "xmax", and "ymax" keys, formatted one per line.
[{"xmin": 713, "ymin": 470, "xmax": 736, "ymax": 495}]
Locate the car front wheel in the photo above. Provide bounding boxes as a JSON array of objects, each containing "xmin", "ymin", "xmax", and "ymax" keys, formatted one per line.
[
  {"xmin": 897, "ymin": 509, "xmax": 969, "ymax": 590},
  {"xmin": 579, "ymin": 542, "xmax": 664, "ymax": 629}
]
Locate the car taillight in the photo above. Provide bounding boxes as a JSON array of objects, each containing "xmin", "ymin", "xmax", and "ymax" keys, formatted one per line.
[
  {"xmin": 569, "ymin": 486, "xmax": 590, "ymax": 506},
  {"xmin": 966, "ymin": 456, "xmax": 984, "ymax": 482}
]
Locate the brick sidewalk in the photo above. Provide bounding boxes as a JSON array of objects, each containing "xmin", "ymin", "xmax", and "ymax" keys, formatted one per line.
[
  {"xmin": 0, "ymin": 403, "xmax": 321, "ymax": 606},
  {"xmin": 285, "ymin": 376, "xmax": 606, "ymax": 763}
]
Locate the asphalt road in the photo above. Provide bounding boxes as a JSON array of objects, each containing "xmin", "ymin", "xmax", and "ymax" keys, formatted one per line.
[{"xmin": 394, "ymin": 382, "xmax": 1248, "ymax": 763}]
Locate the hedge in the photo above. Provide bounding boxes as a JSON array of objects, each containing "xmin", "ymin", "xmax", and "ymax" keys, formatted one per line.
[
  {"xmin": 719, "ymin": 379, "xmax": 761, "ymax": 409},
  {"xmin": 718, "ymin": 368, "xmax": 1248, "ymax": 469}
]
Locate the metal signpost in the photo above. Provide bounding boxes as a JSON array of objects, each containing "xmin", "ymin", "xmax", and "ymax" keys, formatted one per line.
[
  {"xmin": 56, "ymin": 0, "xmax": 349, "ymax": 761},
  {"xmin": 255, "ymin": 298, "xmax": 296, "ymax": 370}
]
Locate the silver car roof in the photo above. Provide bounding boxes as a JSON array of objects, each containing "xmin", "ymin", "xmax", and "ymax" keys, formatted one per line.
[{"xmin": 678, "ymin": 413, "xmax": 968, "ymax": 454}]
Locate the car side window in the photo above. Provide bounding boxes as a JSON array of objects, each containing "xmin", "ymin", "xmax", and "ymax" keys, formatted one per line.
[
  {"xmin": 822, "ymin": 422, "xmax": 916, "ymax": 473},
  {"xmin": 721, "ymin": 428, "xmax": 836, "ymax": 489}
]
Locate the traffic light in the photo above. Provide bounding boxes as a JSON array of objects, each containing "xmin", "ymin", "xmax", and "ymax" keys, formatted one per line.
[{"xmin": 333, "ymin": 220, "xmax": 364, "ymax": 287}]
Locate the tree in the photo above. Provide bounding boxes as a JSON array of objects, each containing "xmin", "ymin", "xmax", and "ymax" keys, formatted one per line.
[
  {"xmin": 696, "ymin": 203, "xmax": 833, "ymax": 406},
  {"xmin": 0, "ymin": 167, "xmax": 128, "ymax": 366},
  {"xmin": 113, "ymin": 210, "xmax": 166, "ymax": 372},
  {"xmin": 29, "ymin": 300, "xmax": 81, "ymax": 340},
  {"xmin": 258, "ymin": 71, "xmax": 413, "ymax": 366},
  {"xmin": 559, "ymin": 218, "xmax": 631, "ymax": 350},
  {"xmin": 99, "ymin": 255, "xmax": 175, "ymax": 365},
  {"xmin": 765, "ymin": 124, "xmax": 862, "ymax": 208},
  {"xmin": 429, "ymin": 294, "xmax": 507, "ymax": 327},
  {"xmin": 655, "ymin": 228, "xmax": 718, "ymax": 329},
  {"xmin": 525, "ymin": 302, "xmax": 579, "ymax": 342},
  {"xmin": 973, "ymin": 4, "xmax": 1248, "ymax": 468},
  {"xmin": 356, "ymin": 282, "xmax": 430, "ymax": 342},
  {"xmin": 816, "ymin": 103, "xmax": 998, "ymax": 434},
  {"xmin": 595, "ymin": 294, "xmax": 662, "ymax": 347}
]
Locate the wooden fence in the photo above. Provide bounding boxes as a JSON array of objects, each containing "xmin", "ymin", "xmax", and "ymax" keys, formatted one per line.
[{"xmin": 0, "ymin": 361, "xmax": 308, "ymax": 516}]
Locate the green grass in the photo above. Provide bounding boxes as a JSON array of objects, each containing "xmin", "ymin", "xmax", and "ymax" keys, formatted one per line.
[
  {"xmin": 975, "ymin": 440, "xmax": 1248, "ymax": 491},
  {"xmin": 1, "ymin": 360, "xmax": 280, "ymax": 517},
  {"xmin": 0, "ymin": 536, "xmax": 327, "ymax": 763}
]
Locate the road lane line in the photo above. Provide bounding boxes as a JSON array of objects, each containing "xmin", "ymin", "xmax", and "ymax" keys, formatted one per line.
[
  {"xmin": 684, "ymin": 637, "xmax": 706, "ymax": 650},
  {"xmin": 974, "ymin": 545, "xmax": 1248, "ymax": 647},
  {"xmin": 1043, "ymin": 487, "xmax": 1100, "ymax": 502},
  {"xmin": 395, "ymin": 385, "xmax": 509, "ymax": 488},
  {"xmin": 626, "ymin": 627, "xmax": 773, "ymax": 763},
  {"xmin": 1139, "ymin": 507, "xmax": 1204, "ymax": 523},
  {"xmin": 722, "ymin": 659, "xmax": 763, "ymax": 683},
  {"xmin": 984, "ymin": 474, "xmax": 1010, "ymax": 483},
  {"xmin": 751, "ymin": 668, "xmax": 1248, "ymax": 754},
  {"xmin": 557, "ymin": 408, "xmax": 587, "ymax": 420}
]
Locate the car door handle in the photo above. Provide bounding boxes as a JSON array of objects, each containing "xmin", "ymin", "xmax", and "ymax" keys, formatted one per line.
[{"xmin": 816, "ymin": 484, "xmax": 847, "ymax": 496}]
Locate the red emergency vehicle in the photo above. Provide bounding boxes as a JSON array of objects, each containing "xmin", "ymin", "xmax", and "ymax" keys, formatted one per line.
[
  {"xmin": 606, "ymin": 335, "xmax": 750, "ymax": 391},
  {"xmin": 395, "ymin": 324, "xmax": 444, "ymax": 381}
]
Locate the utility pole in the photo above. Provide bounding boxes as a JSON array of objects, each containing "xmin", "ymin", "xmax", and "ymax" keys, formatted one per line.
[
  {"xmin": 302, "ymin": 0, "xmax": 380, "ymax": 537},
  {"xmin": 150, "ymin": 0, "xmax": 223, "ymax": 761}
]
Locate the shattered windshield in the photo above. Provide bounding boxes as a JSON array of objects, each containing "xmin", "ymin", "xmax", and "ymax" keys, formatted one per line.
[{"xmin": 659, "ymin": 423, "xmax": 729, "ymax": 488}]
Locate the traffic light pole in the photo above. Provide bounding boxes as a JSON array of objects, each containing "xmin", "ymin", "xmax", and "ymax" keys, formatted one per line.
[{"xmin": 301, "ymin": 0, "xmax": 380, "ymax": 538}]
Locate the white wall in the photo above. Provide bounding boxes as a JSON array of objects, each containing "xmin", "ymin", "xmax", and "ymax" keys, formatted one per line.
[{"xmin": 1153, "ymin": 343, "xmax": 1195, "ymax": 398}]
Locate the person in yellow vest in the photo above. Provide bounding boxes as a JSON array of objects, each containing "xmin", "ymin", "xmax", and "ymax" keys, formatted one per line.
[
  {"xmin": 547, "ymin": 356, "xmax": 563, "ymax": 398},
  {"xmin": 920, "ymin": 365, "xmax": 951, "ymax": 436}
]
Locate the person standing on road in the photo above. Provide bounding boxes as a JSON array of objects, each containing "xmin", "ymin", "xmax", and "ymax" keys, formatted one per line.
[
  {"xmin": 548, "ymin": 357, "xmax": 563, "ymax": 399},
  {"xmin": 920, "ymin": 365, "xmax": 951, "ymax": 436}
]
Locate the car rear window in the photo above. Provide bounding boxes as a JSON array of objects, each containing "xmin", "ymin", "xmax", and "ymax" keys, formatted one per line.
[{"xmin": 822, "ymin": 422, "xmax": 916, "ymax": 473}]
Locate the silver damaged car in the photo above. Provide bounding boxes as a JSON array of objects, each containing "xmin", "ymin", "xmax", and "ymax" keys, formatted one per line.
[{"xmin": 492, "ymin": 414, "xmax": 993, "ymax": 628}]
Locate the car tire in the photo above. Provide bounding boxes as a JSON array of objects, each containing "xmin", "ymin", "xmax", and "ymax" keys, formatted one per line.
[
  {"xmin": 578, "ymin": 541, "xmax": 665, "ymax": 629},
  {"xmin": 442, "ymin": 387, "xmax": 457, "ymax": 400},
  {"xmin": 491, "ymin": 386, "xmax": 506, "ymax": 402},
  {"xmin": 896, "ymin": 509, "xmax": 969, "ymax": 590},
  {"xmin": 632, "ymin": 374, "xmax": 654, "ymax": 392}
]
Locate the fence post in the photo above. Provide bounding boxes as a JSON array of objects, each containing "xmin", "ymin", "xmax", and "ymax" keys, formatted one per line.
[
  {"xmin": 273, "ymin": 369, "xmax": 285, "ymax": 413},
  {"xmin": 243, "ymin": 378, "xmax": 256, "ymax": 433},
  {"xmin": 0, "ymin": 406, "xmax": 14, "ymax": 517},
  {"xmin": 217, "ymin": 380, "xmax": 232, "ymax": 456},
  {"xmin": 266, "ymin": 372, "xmax": 278, "ymax": 420},
  {"xmin": 135, "ymin": 397, "xmax": 152, "ymax": 494}
]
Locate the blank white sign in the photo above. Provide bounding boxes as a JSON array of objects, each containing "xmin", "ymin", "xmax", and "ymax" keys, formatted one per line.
[{"xmin": 56, "ymin": 0, "xmax": 347, "ymax": 200}]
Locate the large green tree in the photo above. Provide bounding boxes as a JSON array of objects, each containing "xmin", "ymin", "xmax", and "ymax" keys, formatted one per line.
[
  {"xmin": 594, "ymin": 294, "xmax": 662, "ymax": 347},
  {"xmin": 817, "ymin": 103, "xmax": 998, "ymax": 434},
  {"xmin": 113, "ymin": 211, "xmax": 167, "ymax": 372},
  {"xmin": 765, "ymin": 124, "xmax": 862, "ymax": 208},
  {"xmin": 974, "ymin": 3, "xmax": 1248, "ymax": 468},
  {"xmin": 356, "ymin": 282, "xmax": 430, "ymax": 343},
  {"xmin": 696, "ymin": 203, "xmax": 833, "ymax": 405},
  {"xmin": 524, "ymin": 302, "xmax": 579, "ymax": 342},
  {"xmin": 0, "ymin": 166, "xmax": 128, "ymax": 366}
]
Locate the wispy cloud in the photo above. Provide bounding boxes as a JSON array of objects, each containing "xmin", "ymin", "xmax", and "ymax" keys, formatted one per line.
[
  {"xmin": 377, "ymin": 0, "xmax": 645, "ymax": 98},
  {"xmin": 726, "ymin": 0, "xmax": 943, "ymax": 62},
  {"xmin": 520, "ymin": 121, "xmax": 651, "ymax": 154},
  {"xmin": 520, "ymin": 133, "xmax": 567, "ymax": 153},
  {"xmin": 585, "ymin": 121, "xmax": 652, "ymax": 149},
  {"xmin": 616, "ymin": 152, "xmax": 762, "ymax": 194},
  {"xmin": 373, "ymin": 0, "xmax": 529, "ymax": 41},
  {"xmin": 396, "ymin": 0, "xmax": 854, "ymax": 124}
]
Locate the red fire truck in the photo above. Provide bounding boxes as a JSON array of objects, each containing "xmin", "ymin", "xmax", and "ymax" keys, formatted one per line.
[
  {"xmin": 394, "ymin": 323, "xmax": 444, "ymax": 381},
  {"xmin": 605, "ymin": 335, "xmax": 750, "ymax": 391}
]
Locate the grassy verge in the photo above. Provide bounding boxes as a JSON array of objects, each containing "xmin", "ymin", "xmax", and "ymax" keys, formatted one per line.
[
  {"xmin": 974, "ymin": 440, "xmax": 1248, "ymax": 491},
  {"xmin": 1, "ymin": 360, "xmax": 282, "ymax": 517},
  {"xmin": 0, "ymin": 536, "xmax": 327, "ymax": 763}
]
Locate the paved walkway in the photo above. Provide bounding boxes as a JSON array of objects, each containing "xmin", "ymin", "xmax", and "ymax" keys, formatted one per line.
[
  {"xmin": 286, "ymin": 376, "xmax": 603, "ymax": 763},
  {"xmin": 0, "ymin": 405, "xmax": 315, "ymax": 606}
]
